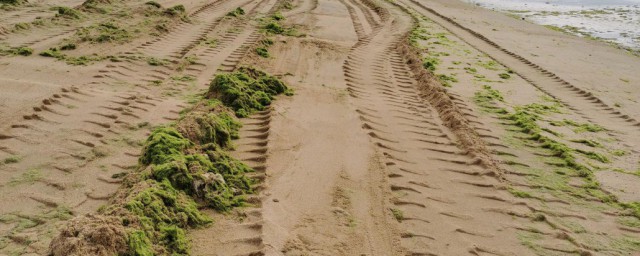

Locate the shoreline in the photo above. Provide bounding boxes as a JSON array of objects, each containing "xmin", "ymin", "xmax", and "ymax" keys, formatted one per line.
[{"xmin": 463, "ymin": 0, "xmax": 640, "ymax": 54}]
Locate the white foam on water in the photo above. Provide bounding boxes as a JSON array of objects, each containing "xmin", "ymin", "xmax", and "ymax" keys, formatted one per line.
[{"xmin": 463, "ymin": 0, "xmax": 640, "ymax": 50}]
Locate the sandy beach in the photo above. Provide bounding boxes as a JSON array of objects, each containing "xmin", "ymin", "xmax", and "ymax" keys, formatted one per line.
[{"xmin": 1, "ymin": 0, "xmax": 639, "ymax": 254}]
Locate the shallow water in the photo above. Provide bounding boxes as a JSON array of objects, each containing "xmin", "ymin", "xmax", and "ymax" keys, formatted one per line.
[{"xmin": 464, "ymin": 0, "xmax": 640, "ymax": 50}]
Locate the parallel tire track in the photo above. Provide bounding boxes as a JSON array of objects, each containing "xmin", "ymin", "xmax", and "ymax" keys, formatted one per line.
[
  {"xmin": 341, "ymin": 0, "xmax": 587, "ymax": 255},
  {"xmin": 404, "ymin": 0, "xmax": 640, "ymax": 132},
  {"xmin": 189, "ymin": 0, "xmax": 282, "ymax": 255},
  {"xmin": 0, "ymin": 0, "xmax": 270, "ymax": 254}
]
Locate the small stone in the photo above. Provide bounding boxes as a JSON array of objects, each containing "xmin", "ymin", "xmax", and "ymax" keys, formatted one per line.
[{"xmin": 273, "ymin": 198, "xmax": 279, "ymax": 202}]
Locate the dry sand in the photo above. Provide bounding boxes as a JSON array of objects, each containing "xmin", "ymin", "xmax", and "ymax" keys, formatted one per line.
[{"xmin": 1, "ymin": 0, "xmax": 639, "ymax": 255}]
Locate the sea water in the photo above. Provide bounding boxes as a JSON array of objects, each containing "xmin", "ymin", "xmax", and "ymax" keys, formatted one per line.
[{"xmin": 463, "ymin": 0, "xmax": 640, "ymax": 50}]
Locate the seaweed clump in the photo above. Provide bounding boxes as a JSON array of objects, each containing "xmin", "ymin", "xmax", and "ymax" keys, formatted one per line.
[
  {"xmin": 49, "ymin": 91, "xmax": 267, "ymax": 255},
  {"xmin": 0, "ymin": 0, "xmax": 25, "ymax": 5},
  {"xmin": 119, "ymin": 179, "xmax": 212, "ymax": 254},
  {"xmin": 226, "ymin": 7, "xmax": 245, "ymax": 17},
  {"xmin": 76, "ymin": 22, "xmax": 131, "ymax": 43},
  {"xmin": 208, "ymin": 66, "xmax": 289, "ymax": 117},
  {"xmin": 52, "ymin": 6, "xmax": 83, "ymax": 19},
  {"xmin": 261, "ymin": 13, "xmax": 301, "ymax": 37},
  {"xmin": 1, "ymin": 46, "xmax": 33, "ymax": 56},
  {"xmin": 140, "ymin": 124, "xmax": 253, "ymax": 211}
]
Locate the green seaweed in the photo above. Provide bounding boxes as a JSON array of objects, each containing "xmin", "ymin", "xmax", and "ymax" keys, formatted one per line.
[
  {"xmin": 164, "ymin": 5, "xmax": 186, "ymax": 17},
  {"xmin": 147, "ymin": 57, "xmax": 168, "ymax": 66},
  {"xmin": 551, "ymin": 119, "xmax": 605, "ymax": 133},
  {"xmin": 9, "ymin": 169, "xmax": 43, "ymax": 186},
  {"xmin": 14, "ymin": 22, "xmax": 30, "ymax": 30},
  {"xmin": 52, "ymin": 6, "xmax": 83, "ymax": 19},
  {"xmin": 260, "ymin": 38, "xmax": 274, "ymax": 46},
  {"xmin": 3, "ymin": 156, "xmax": 20, "ymax": 164},
  {"xmin": 437, "ymin": 73, "xmax": 457, "ymax": 87},
  {"xmin": 390, "ymin": 208, "xmax": 404, "ymax": 222},
  {"xmin": 124, "ymin": 179, "xmax": 211, "ymax": 253},
  {"xmin": 409, "ymin": 27, "xmax": 429, "ymax": 46},
  {"xmin": 0, "ymin": 0, "xmax": 25, "ymax": 5},
  {"xmin": 576, "ymin": 150, "xmax": 609, "ymax": 163},
  {"xmin": 508, "ymin": 187, "xmax": 533, "ymax": 198},
  {"xmin": 127, "ymin": 230, "xmax": 154, "ymax": 256},
  {"xmin": 145, "ymin": 1, "xmax": 161, "ymax": 8},
  {"xmin": 621, "ymin": 202, "xmax": 640, "ymax": 219},
  {"xmin": 464, "ymin": 67, "xmax": 477, "ymax": 73},
  {"xmin": 226, "ymin": 7, "xmax": 245, "ymax": 17},
  {"xmin": 208, "ymin": 67, "xmax": 288, "ymax": 117},
  {"xmin": 272, "ymin": 11, "xmax": 285, "ymax": 21},
  {"xmin": 264, "ymin": 22, "xmax": 285, "ymax": 34},
  {"xmin": 256, "ymin": 47, "xmax": 269, "ymax": 58},
  {"xmin": 124, "ymin": 180, "xmax": 212, "ymax": 227},
  {"xmin": 422, "ymin": 56, "xmax": 439, "ymax": 72},
  {"xmin": 4, "ymin": 47, "xmax": 33, "ymax": 56},
  {"xmin": 570, "ymin": 139, "xmax": 601, "ymax": 147},
  {"xmin": 611, "ymin": 150, "xmax": 627, "ymax": 157},
  {"xmin": 171, "ymin": 74, "xmax": 196, "ymax": 82},
  {"xmin": 76, "ymin": 22, "xmax": 131, "ymax": 43},
  {"xmin": 520, "ymin": 103, "xmax": 561, "ymax": 115},
  {"xmin": 40, "ymin": 48, "xmax": 65, "ymax": 59},
  {"xmin": 261, "ymin": 18, "xmax": 299, "ymax": 37},
  {"xmin": 475, "ymin": 85, "xmax": 503, "ymax": 102},
  {"xmin": 60, "ymin": 43, "xmax": 76, "ymax": 50},
  {"xmin": 477, "ymin": 60, "xmax": 500, "ymax": 71},
  {"xmin": 140, "ymin": 127, "xmax": 193, "ymax": 165},
  {"xmin": 141, "ymin": 117, "xmax": 252, "ymax": 211},
  {"xmin": 161, "ymin": 225, "xmax": 188, "ymax": 254}
]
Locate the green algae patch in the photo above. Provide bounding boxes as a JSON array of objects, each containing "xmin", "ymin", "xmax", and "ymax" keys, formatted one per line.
[
  {"xmin": 177, "ymin": 112, "xmax": 241, "ymax": 147},
  {"xmin": 260, "ymin": 14, "xmax": 301, "ymax": 37},
  {"xmin": 122, "ymin": 179, "xmax": 210, "ymax": 254},
  {"xmin": 571, "ymin": 139, "xmax": 601, "ymax": 148},
  {"xmin": 422, "ymin": 56, "xmax": 440, "ymax": 72},
  {"xmin": 508, "ymin": 187, "xmax": 533, "ymax": 198},
  {"xmin": 52, "ymin": 6, "xmax": 83, "ymax": 19},
  {"xmin": 127, "ymin": 230, "xmax": 154, "ymax": 256},
  {"xmin": 256, "ymin": 47, "xmax": 270, "ymax": 58},
  {"xmin": 208, "ymin": 66, "xmax": 289, "ymax": 117},
  {"xmin": 474, "ymin": 85, "xmax": 504, "ymax": 105},
  {"xmin": 146, "ymin": 146, "xmax": 253, "ymax": 211},
  {"xmin": 226, "ymin": 7, "xmax": 245, "ymax": 17},
  {"xmin": 621, "ymin": 202, "xmax": 640, "ymax": 219},
  {"xmin": 124, "ymin": 180, "xmax": 211, "ymax": 228},
  {"xmin": 391, "ymin": 208, "xmax": 404, "ymax": 222},
  {"xmin": 550, "ymin": 119, "xmax": 605, "ymax": 133},
  {"xmin": 575, "ymin": 150, "xmax": 609, "ymax": 163},
  {"xmin": 138, "ymin": 107, "xmax": 252, "ymax": 211},
  {"xmin": 499, "ymin": 73, "xmax": 511, "ymax": 79},
  {"xmin": 0, "ymin": 46, "xmax": 33, "ymax": 56},
  {"xmin": 140, "ymin": 127, "xmax": 193, "ymax": 165}
]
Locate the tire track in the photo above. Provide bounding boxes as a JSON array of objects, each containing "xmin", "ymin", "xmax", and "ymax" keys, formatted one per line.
[
  {"xmin": 133, "ymin": 0, "xmax": 253, "ymax": 59},
  {"xmin": 346, "ymin": 0, "xmax": 379, "ymax": 28},
  {"xmin": 0, "ymin": 0, "xmax": 85, "ymax": 27},
  {"xmin": 282, "ymin": 0, "xmax": 318, "ymax": 17},
  {"xmin": 390, "ymin": 1, "xmax": 626, "ymax": 254},
  {"xmin": 0, "ymin": 1, "xmax": 272, "ymax": 254},
  {"xmin": 338, "ymin": 0, "xmax": 368, "ymax": 40},
  {"xmin": 341, "ymin": 0, "xmax": 585, "ymax": 255},
  {"xmin": 0, "ymin": 0, "xmax": 266, "ymax": 156},
  {"xmin": 401, "ymin": 0, "xmax": 640, "ymax": 134},
  {"xmin": 188, "ymin": 0, "xmax": 281, "ymax": 254},
  {"xmin": 191, "ymin": 110, "xmax": 272, "ymax": 256}
]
